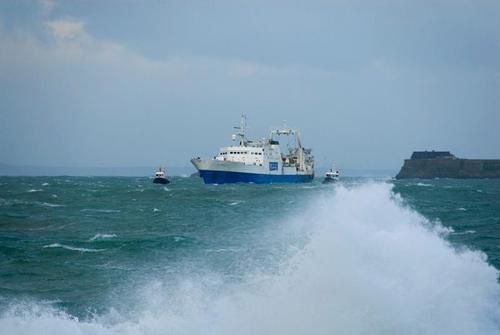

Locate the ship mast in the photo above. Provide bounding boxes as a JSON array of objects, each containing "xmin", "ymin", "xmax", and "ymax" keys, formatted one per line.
[{"xmin": 233, "ymin": 114, "xmax": 247, "ymax": 146}]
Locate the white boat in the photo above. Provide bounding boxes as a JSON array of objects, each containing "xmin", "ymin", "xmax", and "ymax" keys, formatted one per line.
[
  {"xmin": 153, "ymin": 167, "xmax": 170, "ymax": 184},
  {"xmin": 323, "ymin": 168, "xmax": 340, "ymax": 183},
  {"xmin": 191, "ymin": 115, "xmax": 314, "ymax": 184}
]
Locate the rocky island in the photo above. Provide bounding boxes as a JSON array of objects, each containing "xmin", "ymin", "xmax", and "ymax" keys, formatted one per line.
[{"xmin": 396, "ymin": 151, "xmax": 500, "ymax": 179}]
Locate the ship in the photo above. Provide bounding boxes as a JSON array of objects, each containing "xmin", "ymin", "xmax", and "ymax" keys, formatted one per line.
[
  {"xmin": 153, "ymin": 167, "xmax": 170, "ymax": 184},
  {"xmin": 323, "ymin": 168, "xmax": 340, "ymax": 183},
  {"xmin": 191, "ymin": 116, "xmax": 314, "ymax": 184},
  {"xmin": 396, "ymin": 151, "xmax": 500, "ymax": 179}
]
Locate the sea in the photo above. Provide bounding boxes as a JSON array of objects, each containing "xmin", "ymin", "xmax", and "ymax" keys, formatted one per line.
[{"xmin": 0, "ymin": 176, "xmax": 499, "ymax": 334}]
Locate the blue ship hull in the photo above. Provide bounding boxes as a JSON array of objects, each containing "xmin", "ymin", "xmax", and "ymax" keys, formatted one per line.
[{"xmin": 199, "ymin": 170, "xmax": 314, "ymax": 184}]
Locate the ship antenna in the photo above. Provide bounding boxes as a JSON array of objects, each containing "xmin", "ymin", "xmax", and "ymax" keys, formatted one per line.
[
  {"xmin": 233, "ymin": 114, "xmax": 247, "ymax": 146},
  {"xmin": 241, "ymin": 114, "xmax": 246, "ymax": 138},
  {"xmin": 296, "ymin": 130, "xmax": 303, "ymax": 149}
]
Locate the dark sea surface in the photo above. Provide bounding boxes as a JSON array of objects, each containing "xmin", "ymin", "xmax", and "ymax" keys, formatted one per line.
[{"xmin": 0, "ymin": 176, "xmax": 499, "ymax": 334}]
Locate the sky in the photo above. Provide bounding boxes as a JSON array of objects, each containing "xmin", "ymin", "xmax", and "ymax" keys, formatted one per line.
[{"xmin": 0, "ymin": 0, "xmax": 499, "ymax": 170}]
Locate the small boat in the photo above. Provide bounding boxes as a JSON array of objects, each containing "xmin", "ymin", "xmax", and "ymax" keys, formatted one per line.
[
  {"xmin": 323, "ymin": 168, "xmax": 340, "ymax": 183},
  {"xmin": 153, "ymin": 167, "xmax": 170, "ymax": 184}
]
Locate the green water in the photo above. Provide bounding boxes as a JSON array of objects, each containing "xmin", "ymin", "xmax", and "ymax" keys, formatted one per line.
[
  {"xmin": 393, "ymin": 179, "xmax": 500, "ymax": 266},
  {"xmin": 0, "ymin": 176, "xmax": 499, "ymax": 334}
]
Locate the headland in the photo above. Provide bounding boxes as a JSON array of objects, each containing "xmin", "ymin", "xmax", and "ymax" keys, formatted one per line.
[{"xmin": 396, "ymin": 151, "xmax": 500, "ymax": 179}]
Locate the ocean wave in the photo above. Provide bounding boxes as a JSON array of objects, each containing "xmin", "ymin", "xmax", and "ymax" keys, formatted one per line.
[
  {"xmin": 81, "ymin": 209, "xmax": 121, "ymax": 213},
  {"xmin": 452, "ymin": 230, "xmax": 476, "ymax": 235},
  {"xmin": 0, "ymin": 199, "xmax": 63, "ymax": 208},
  {"xmin": 38, "ymin": 202, "xmax": 63, "ymax": 208},
  {"xmin": 27, "ymin": 189, "xmax": 43, "ymax": 193},
  {"xmin": 3, "ymin": 183, "xmax": 499, "ymax": 334},
  {"xmin": 416, "ymin": 182, "xmax": 433, "ymax": 187},
  {"xmin": 89, "ymin": 234, "xmax": 117, "ymax": 242},
  {"xmin": 43, "ymin": 243, "xmax": 105, "ymax": 253}
]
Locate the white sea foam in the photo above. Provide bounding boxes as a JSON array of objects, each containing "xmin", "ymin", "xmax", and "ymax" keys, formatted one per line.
[
  {"xmin": 2, "ymin": 183, "xmax": 499, "ymax": 334},
  {"xmin": 38, "ymin": 202, "xmax": 63, "ymax": 208},
  {"xmin": 416, "ymin": 182, "xmax": 433, "ymax": 187},
  {"xmin": 89, "ymin": 234, "xmax": 117, "ymax": 242},
  {"xmin": 27, "ymin": 189, "xmax": 43, "ymax": 193},
  {"xmin": 81, "ymin": 209, "xmax": 121, "ymax": 213},
  {"xmin": 42, "ymin": 183, "xmax": 50, "ymax": 186},
  {"xmin": 43, "ymin": 243, "xmax": 105, "ymax": 253},
  {"xmin": 452, "ymin": 230, "xmax": 476, "ymax": 235}
]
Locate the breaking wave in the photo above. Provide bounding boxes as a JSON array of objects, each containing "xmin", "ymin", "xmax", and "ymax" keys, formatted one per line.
[
  {"xmin": 89, "ymin": 234, "xmax": 117, "ymax": 242},
  {"xmin": 43, "ymin": 243, "xmax": 105, "ymax": 253},
  {"xmin": 38, "ymin": 202, "xmax": 63, "ymax": 208},
  {"xmin": 81, "ymin": 209, "xmax": 121, "ymax": 213},
  {"xmin": 2, "ymin": 183, "xmax": 499, "ymax": 334},
  {"xmin": 416, "ymin": 182, "xmax": 433, "ymax": 187}
]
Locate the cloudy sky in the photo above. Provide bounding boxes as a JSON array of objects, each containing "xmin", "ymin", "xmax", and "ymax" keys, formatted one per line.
[{"xmin": 0, "ymin": 0, "xmax": 499, "ymax": 170}]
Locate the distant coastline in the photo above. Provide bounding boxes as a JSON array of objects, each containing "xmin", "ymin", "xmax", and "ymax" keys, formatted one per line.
[{"xmin": 396, "ymin": 151, "xmax": 500, "ymax": 179}]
